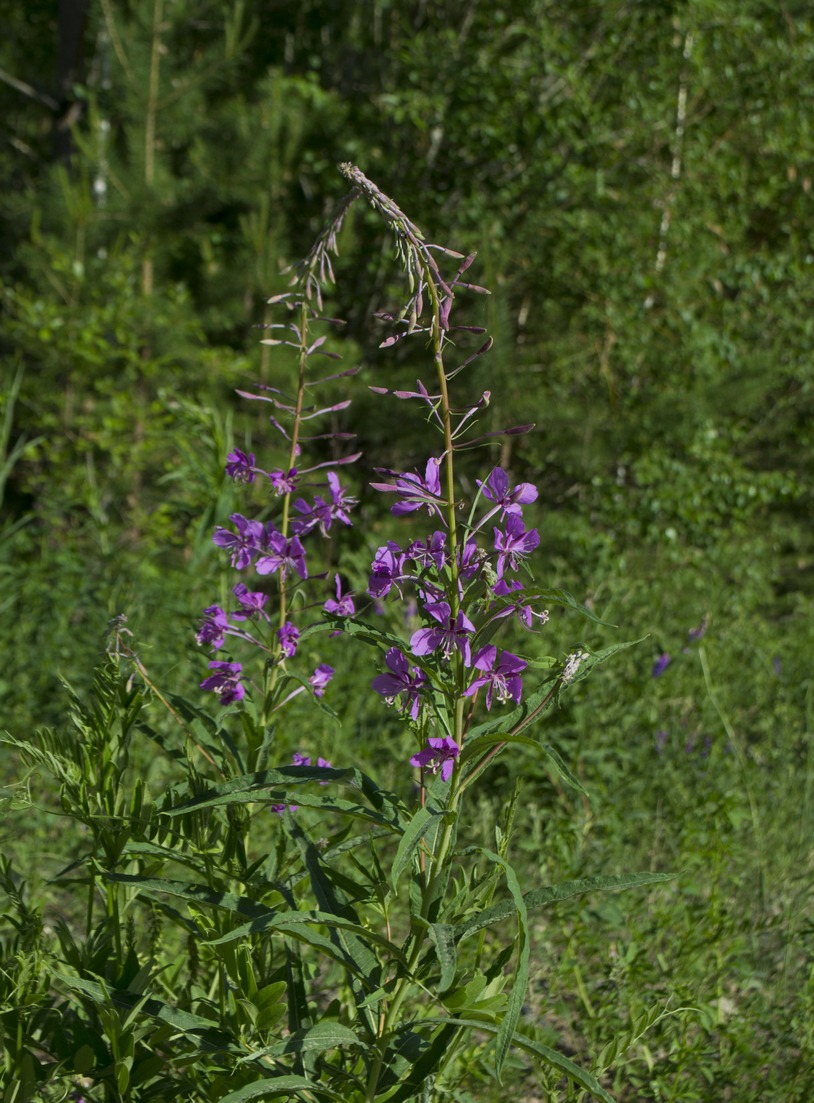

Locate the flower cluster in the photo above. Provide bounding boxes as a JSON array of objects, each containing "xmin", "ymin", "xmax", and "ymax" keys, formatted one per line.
[
  {"xmin": 198, "ymin": 449, "xmax": 357, "ymax": 707},
  {"xmin": 369, "ymin": 460, "xmax": 549, "ymax": 780}
]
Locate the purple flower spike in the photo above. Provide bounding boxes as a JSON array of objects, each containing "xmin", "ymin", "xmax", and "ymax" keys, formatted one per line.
[
  {"xmin": 324, "ymin": 574, "xmax": 355, "ymax": 617},
  {"xmin": 196, "ymin": 605, "xmax": 231, "ymax": 650},
  {"xmin": 225, "ymin": 449, "xmax": 257, "ymax": 483},
  {"xmin": 464, "ymin": 645, "xmax": 527, "ymax": 710},
  {"xmin": 213, "ymin": 514, "xmax": 264, "ymax": 570},
  {"xmin": 479, "ymin": 467, "xmax": 538, "ymax": 516},
  {"xmin": 652, "ymin": 653, "xmax": 671, "ymax": 678},
  {"xmin": 256, "ymin": 531, "xmax": 308, "ymax": 580},
  {"xmin": 310, "ymin": 663, "xmax": 334, "ymax": 697},
  {"xmin": 410, "ymin": 735, "xmax": 460, "ymax": 782},
  {"xmin": 410, "ymin": 601, "xmax": 475, "ymax": 666},
  {"xmin": 278, "ymin": 621, "xmax": 300, "ymax": 658},
  {"xmin": 231, "ymin": 583, "xmax": 270, "ymax": 621},
  {"xmin": 370, "ymin": 457, "xmax": 446, "ymax": 521},
  {"xmin": 372, "ymin": 647, "xmax": 427, "ymax": 720},
  {"xmin": 200, "ymin": 660, "xmax": 244, "ymax": 705},
  {"xmin": 493, "ymin": 514, "xmax": 540, "ymax": 577}
]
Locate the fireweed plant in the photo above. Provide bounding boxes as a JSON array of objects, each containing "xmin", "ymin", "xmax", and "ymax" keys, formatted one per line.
[
  {"xmin": 5, "ymin": 167, "xmax": 670, "ymax": 1103},
  {"xmin": 172, "ymin": 164, "xmax": 667, "ymax": 1101}
]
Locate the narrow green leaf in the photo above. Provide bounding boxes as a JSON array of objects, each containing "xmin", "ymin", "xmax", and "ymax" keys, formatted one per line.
[
  {"xmin": 390, "ymin": 805, "xmax": 446, "ymax": 891},
  {"xmin": 54, "ymin": 973, "xmax": 240, "ymax": 1054},
  {"xmin": 382, "ymin": 1023, "xmax": 460, "ymax": 1103},
  {"xmin": 417, "ymin": 1016, "xmax": 616, "ymax": 1103},
  {"xmin": 540, "ymin": 743, "xmax": 588, "ymax": 795},
  {"xmin": 219, "ymin": 1074, "xmax": 342, "ymax": 1103},
  {"xmin": 458, "ymin": 847, "xmax": 528, "ymax": 1081},
  {"xmin": 458, "ymin": 872, "xmax": 675, "ymax": 940},
  {"xmin": 238, "ymin": 1021, "xmax": 364, "ymax": 1063},
  {"xmin": 427, "ymin": 923, "xmax": 457, "ymax": 993},
  {"xmin": 162, "ymin": 766, "xmax": 405, "ymax": 831}
]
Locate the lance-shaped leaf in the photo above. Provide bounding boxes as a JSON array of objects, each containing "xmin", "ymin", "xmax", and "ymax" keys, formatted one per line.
[{"xmin": 456, "ymin": 871, "xmax": 675, "ymax": 941}]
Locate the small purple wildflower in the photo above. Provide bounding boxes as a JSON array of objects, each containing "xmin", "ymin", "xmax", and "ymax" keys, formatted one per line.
[
  {"xmin": 372, "ymin": 647, "xmax": 427, "ymax": 720},
  {"xmin": 406, "ymin": 531, "xmax": 447, "ymax": 571},
  {"xmin": 310, "ymin": 663, "xmax": 334, "ymax": 697},
  {"xmin": 196, "ymin": 605, "xmax": 230, "ymax": 650},
  {"xmin": 464, "ymin": 645, "xmax": 527, "ymax": 710},
  {"xmin": 410, "ymin": 601, "xmax": 475, "ymax": 666},
  {"xmin": 773, "ymin": 656, "xmax": 782, "ymax": 677},
  {"xmin": 410, "ymin": 735, "xmax": 460, "ymax": 782},
  {"xmin": 478, "ymin": 466, "xmax": 538, "ymax": 516},
  {"xmin": 370, "ymin": 457, "xmax": 446, "ymax": 520},
  {"xmin": 256, "ymin": 530, "xmax": 308, "ymax": 580},
  {"xmin": 278, "ymin": 621, "xmax": 300, "ymax": 658},
  {"xmin": 324, "ymin": 574, "xmax": 355, "ymax": 617},
  {"xmin": 268, "ymin": 468, "xmax": 299, "ymax": 495},
  {"xmin": 292, "ymin": 475, "xmax": 354, "ymax": 537},
  {"xmin": 225, "ymin": 449, "xmax": 256, "ymax": 483},
  {"xmin": 292, "ymin": 751, "xmax": 311, "ymax": 767},
  {"xmin": 652, "ymin": 653, "xmax": 671, "ymax": 678},
  {"xmin": 493, "ymin": 514, "xmax": 540, "ymax": 577},
  {"xmin": 687, "ymin": 616, "xmax": 709, "ymax": 642},
  {"xmin": 655, "ymin": 730, "xmax": 669, "ymax": 755},
  {"xmin": 231, "ymin": 582, "xmax": 269, "ymax": 621},
  {"xmin": 458, "ymin": 537, "xmax": 486, "ymax": 580},
  {"xmin": 200, "ymin": 660, "xmax": 244, "ymax": 705},
  {"xmin": 368, "ymin": 542, "xmax": 408, "ymax": 599},
  {"xmin": 317, "ymin": 756, "xmax": 333, "ymax": 784},
  {"xmin": 213, "ymin": 514, "xmax": 264, "ymax": 570}
]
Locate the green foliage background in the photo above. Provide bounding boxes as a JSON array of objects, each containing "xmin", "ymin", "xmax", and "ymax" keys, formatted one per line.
[{"xmin": 1, "ymin": 2, "xmax": 813, "ymax": 1100}]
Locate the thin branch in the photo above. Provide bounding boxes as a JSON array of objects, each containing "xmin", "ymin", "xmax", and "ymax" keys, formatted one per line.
[{"xmin": 0, "ymin": 66, "xmax": 58, "ymax": 110}]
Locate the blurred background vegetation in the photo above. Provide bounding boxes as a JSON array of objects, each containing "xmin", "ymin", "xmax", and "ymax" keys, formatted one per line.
[{"xmin": 2, "ymin": 1, "xmax": 813, "ymax": 1099}]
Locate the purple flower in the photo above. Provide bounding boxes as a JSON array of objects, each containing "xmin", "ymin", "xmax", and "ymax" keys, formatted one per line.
[
  {"xmin": 310, "ymin": 663, "xmax": 334, "ymax": 697},
  {"xmin": 213, "ymin": 514, "xmax": 264, "ymax": 570},
  {"xmin": 655, "ymin": 730, "xmax": 669, "ymax": 755},
  {"xmin": 256, "ymin": 530, "xmax": 308, "ymax": 580},
  {"xmin": 292, "ymin": 751, "xmax": 311, "ymax": 767},
  {"xmin": 368, "ymin": 542, "xmax": 408, "ymax": 599},
  {"xmin": 370, "ymin": 457, "xmax": 446, "ymax": 520},
  {"xmin": 318, "ymin": 756, "xmax": 333, "ymax": 784},
  {"xmin": 464, "ymin": 645, "xmax": 527, "ymax": 710},
  {"xmin": 278, "ymin": 621, "xmax": 300, "ymax": 658},
  {"xmin": 410, "ymin": 736, "xmax": 460, "ymax": 782},
  {"xmin": 405, "ymin": 530, "xmax": 447, "ymax": 571},
  {"xmin": 231, "ymin": 583, "xmax": 269, "ymax": 621},
  {"xmin": 458, "ymin": 537, "xmax": 486, "ymax": 581},
  {"xmin": 652, "ymin": 653, "xmax": 671, "ymax": 678},
  {"xmin": 410, "ymin": 601, "xmax": 475, "ymax": 666},
  {"xmin": 200, "ymin": 660, "xmax": 244, "ymax": 705},
  {"xmin": 687, "ymin": 616, "xmax": 709, "ymax": 642},
  {"xmin": 478, "ymin": 467, "xmax": 538, "ymax": 516},
  {"xmin": 326, "ymin": 471, "xmax": 355, "ymax": 527},
  {"xmin": 493, "ymin": 514, "xmax": 540, "ymax": 577},
  {"xmin": 196, "ymin": 605, "xmax": 231, "ymax": 650},
  {"xmin": 372, "ymin": 647, "xmax": 427, "ymax": 720},
  {"xmin": 324, "ymin": 575, "xmax": 355, "ymax": 617},
  {"xmin": 268, "ymin": 468, "xmax": 299, "ymax": 495},
  {"xmin": 225, "ymin": 449, "xmax": 256, "ymax": 483}
]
